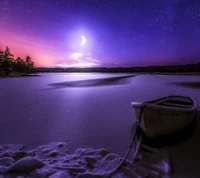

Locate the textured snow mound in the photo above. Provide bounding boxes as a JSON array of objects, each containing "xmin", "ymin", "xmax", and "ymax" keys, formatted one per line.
[{"xmin": 0, "ymin": 142, "xmax": 137, "ymax": 178}]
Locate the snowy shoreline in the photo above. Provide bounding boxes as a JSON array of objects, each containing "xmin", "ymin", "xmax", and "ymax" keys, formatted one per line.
[{"xmin": 0, "ymin": 142, "xmax": 139, "ymax": 178}]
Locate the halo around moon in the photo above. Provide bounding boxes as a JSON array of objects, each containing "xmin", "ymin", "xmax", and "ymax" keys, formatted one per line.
[{"xmin": 80, "ymin": 35, "xmax": 86, "ymax": 46}]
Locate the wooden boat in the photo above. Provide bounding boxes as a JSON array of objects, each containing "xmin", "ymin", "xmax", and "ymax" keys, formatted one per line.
[{"xmin": 131, "ymin": 95, "xmax": 197, "ymax": 138}]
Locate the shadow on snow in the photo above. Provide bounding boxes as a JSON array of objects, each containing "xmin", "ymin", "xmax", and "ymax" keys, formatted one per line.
[{"xmin": 48, "ymin": 75, "xmax": 135, "ymax": 89}]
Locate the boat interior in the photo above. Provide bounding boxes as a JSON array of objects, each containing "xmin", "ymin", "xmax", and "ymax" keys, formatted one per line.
[{"xmin": 149, "ymin": 96, "xmax": 194, "ymax": 108}]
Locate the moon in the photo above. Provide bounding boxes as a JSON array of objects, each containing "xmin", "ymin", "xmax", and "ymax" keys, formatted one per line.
[{"xmin": 80, "ymin": 35, "xmax": 86, "ymax": 46}]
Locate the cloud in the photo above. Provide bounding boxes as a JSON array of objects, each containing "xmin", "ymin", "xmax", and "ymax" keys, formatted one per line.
[
  {"xmin": 56, "ymin": 51, "xmax": 100, "ymax": 68},
  {"xmin": 70, "ymin": 52, "xmax": 84, "ymax": 59},
  {"xmin": 0, "ymin": 31, "xmax": 101, "ymax": 67}
]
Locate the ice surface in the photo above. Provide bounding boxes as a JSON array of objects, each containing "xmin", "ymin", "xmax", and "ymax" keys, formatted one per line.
[{"xmin": 0, "ymin": 73, "xmax": 200, "ymax": 177}]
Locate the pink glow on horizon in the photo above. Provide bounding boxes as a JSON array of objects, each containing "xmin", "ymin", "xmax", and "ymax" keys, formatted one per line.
[
  {"xmin": 0, "ymin": 31, "xmax": 62, "ymax": 67},
  {"xmin": 0, "ymin": 30, "xmax": 178, "ymax": 68},
  {"xmin": 0, "ymin": 31, "xmax": 100, "ymax": 68}
]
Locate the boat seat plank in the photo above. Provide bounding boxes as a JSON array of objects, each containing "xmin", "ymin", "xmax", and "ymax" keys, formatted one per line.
[{"xmin": 160, "ymin": 102, "xmax": 192, "ymax": 108}]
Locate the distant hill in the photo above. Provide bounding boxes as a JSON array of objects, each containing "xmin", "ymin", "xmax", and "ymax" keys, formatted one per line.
[{"xmin": 37, "ymin": 63, "xmax": 200, "ymax": 73}]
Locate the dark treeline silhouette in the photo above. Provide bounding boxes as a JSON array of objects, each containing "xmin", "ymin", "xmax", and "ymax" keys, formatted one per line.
[
  {"xmin": 37, "ymin": 63, "xmax": 200, "ymax": 73},
  {"xmin": 0, "ymin": 46, "xmax": 36, "ymax": 76}
]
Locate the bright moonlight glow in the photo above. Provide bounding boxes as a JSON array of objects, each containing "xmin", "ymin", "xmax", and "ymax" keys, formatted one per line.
[
  {"xmin": 80, "ymin": 35, "xmax": 87, "ymax": 46},
  {"xmin": 71, "ymin": 52, "xmax": 84, "ymax": 59}
]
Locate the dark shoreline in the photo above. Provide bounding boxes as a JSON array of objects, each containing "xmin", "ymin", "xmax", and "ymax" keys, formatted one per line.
[
  {"xmin": 0, "ymin": 73, "xmax": 40, "ymax": 79},
  {"xmin": 37, "ymin": 71, "xmax": 200, "ymax": 75},
  {"xmin": 36, "ymin": 63, "xmax": 200, "ymax": 74}
]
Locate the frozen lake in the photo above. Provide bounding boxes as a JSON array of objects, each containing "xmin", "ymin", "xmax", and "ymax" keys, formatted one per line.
[{"xmin": 0, "ymin": 73, "xmax": 200, "ymax": 157}]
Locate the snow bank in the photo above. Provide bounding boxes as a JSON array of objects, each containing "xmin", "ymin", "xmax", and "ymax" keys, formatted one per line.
[{"xmin": 0, "ymin": 142, "xmax": 140, "ymax": 178}]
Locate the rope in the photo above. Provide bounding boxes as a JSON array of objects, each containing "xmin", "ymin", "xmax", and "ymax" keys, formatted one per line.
[
  {"xmin": 77, "ymin": 104, "xmax": 145, "ymax": 177},
  {"xmin": 107, "ymin": 104, "xmax": 145, "ymax": 176},
  {"xmin": 115, "ymin": 104, "xmax": 145, "ymax": 168}
]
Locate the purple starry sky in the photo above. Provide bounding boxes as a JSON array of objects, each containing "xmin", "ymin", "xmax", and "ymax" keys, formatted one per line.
[{"xmin": 0, "ymin": 0, "xmax": 200, "ymax": 67}]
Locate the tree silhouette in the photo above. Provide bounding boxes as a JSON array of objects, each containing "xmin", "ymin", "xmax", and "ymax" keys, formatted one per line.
[
  {"xmin": 25, "ymin": 55, "xmax": 35, "ymax": 73},
  {"xmin": 0, "ymin": 46, "xmax": 36, "ymax": 76},
  {"xmin": 14, "ymin": 57, "xmax": 26, "ymax": 73},
  {"xmin": 1, "ymin": 46, "xmax": 15, "ymax": 75},
  {"xmin": 0, "ymin": 50, "xmax": 4, "ymax": 72}
]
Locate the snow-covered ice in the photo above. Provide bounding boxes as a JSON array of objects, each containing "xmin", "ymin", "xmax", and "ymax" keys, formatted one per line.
[
  {"xmin": 0, "ymin": 142, "xmax": 140, "ymax": 178},
  {"xmin": 0, "ymin": 73, "xmax": 200, "ymax": 177}
]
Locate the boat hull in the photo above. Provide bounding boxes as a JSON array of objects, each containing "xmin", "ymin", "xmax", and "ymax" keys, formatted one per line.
[{"xmin": 131, "ymin": 96, "xmax": 197, "ymax": 138}]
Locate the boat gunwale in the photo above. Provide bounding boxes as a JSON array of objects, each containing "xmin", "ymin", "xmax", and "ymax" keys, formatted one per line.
[
  {"xmin": 131, "ymin": 95, "xmax": 197, "ymax": 138},
  {"xmin": 131, "ymin": 95, "xmax": 197, "ymax": 112}
]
